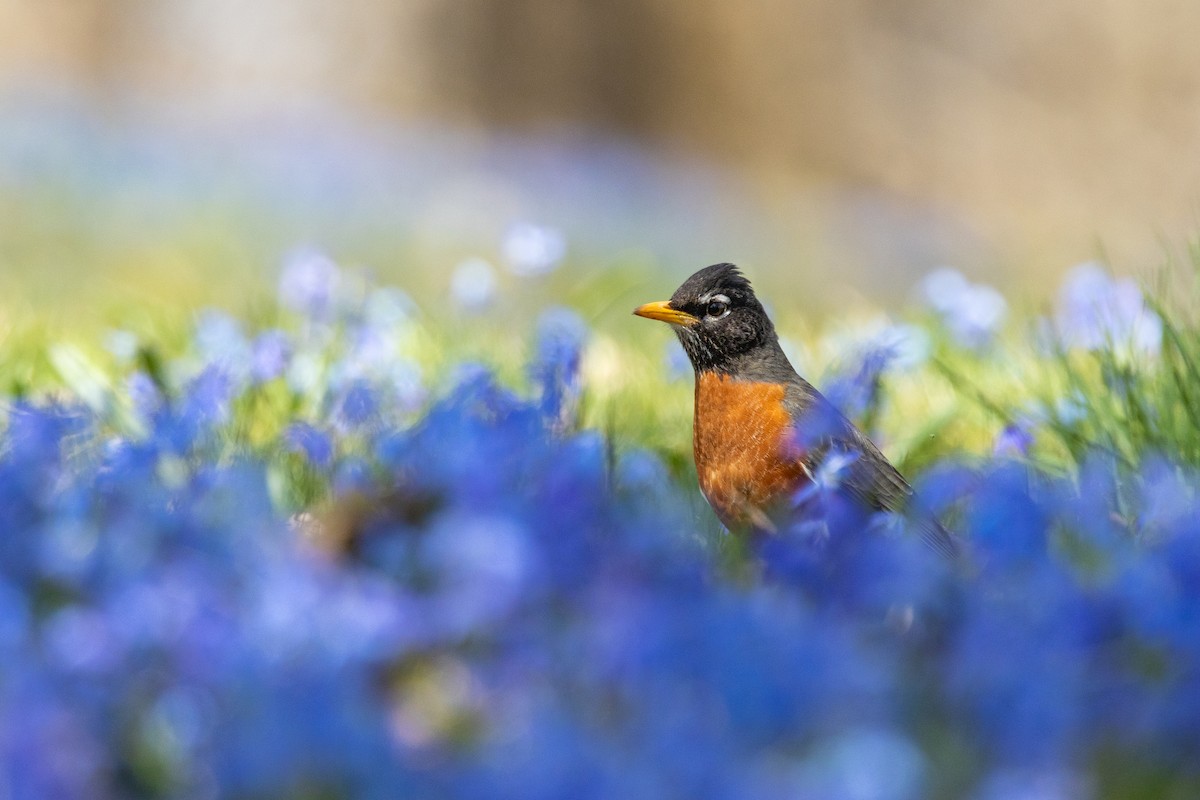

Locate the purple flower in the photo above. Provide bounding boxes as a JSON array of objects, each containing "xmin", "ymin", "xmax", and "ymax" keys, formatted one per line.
[{"xmin": 1054, "ymin": 262, "xmax": 1161, "ymax": 355}]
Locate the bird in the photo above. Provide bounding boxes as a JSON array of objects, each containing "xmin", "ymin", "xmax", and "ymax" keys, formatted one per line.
[{"xmin": 633, "ymin": 263, "xmax": 959, "ymax": 559}]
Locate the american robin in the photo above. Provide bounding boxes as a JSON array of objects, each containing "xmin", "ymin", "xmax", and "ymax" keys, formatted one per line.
[{"xmin": 634, "ymin": 263, "xmax": 958, "ymax": 558}]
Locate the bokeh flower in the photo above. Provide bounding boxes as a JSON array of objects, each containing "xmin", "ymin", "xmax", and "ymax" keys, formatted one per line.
[
  {"xmin": 918, "ymin": 267, "xmax": 1008, "ymax": 349},
  {"xmin": 450, "ymin": 257, "xmax": 499, "ymax": 309},
  {"xmin": 279, "ymin": 248, "xmax": 342, "ymax": 320},
  {"xmin": 993, "ymin": 420, "xmax": 1035, "ymax": 458},
  {"xmin": 194, "ymin": 310, "xmax": 250, "ymax": 370},
  {"xmin": 1053, "ymin": 262, "xmax": 1161, "ymax": 355},
  {"xmin": 250, "ymin": 329, "xmax": 292, "ymax": 383},
  {"xmin": 285, "ymin": 422, "xmax": 333, "ymax": 467},
  {"xmin": 531, "ymin": 306, "xmax": 588, "ymax": 429},
  {"xmin": 2, "ymin": 262, "xmax": 1199, "ymax": 798},
  {"xmin": 502, "ymin": 222, "xmax": 567, "ymax": 276}
]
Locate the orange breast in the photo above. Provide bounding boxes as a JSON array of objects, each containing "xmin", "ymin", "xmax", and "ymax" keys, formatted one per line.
[{"xmin": 693, "ymin": 373, "xmax": 810, "ymax": 530}]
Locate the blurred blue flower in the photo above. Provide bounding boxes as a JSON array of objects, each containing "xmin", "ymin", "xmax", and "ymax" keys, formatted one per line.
[
  {"xmin": 423, "ymin": 513, "xmax": 536, "ymax": 634},
  {"xmin": 279, "ymin": 248, "xmax": 341, "ymax": 320},
  {"xmin": 781, "ymin": 727, "xmax": 927, "ymax": 800},
  {"xmin": 1054, "ymin": 392, "xmax": 1088, "ymax": 426},
  {"xmin": 1136, "ymin": 457, "xmax": 1195, "ymax": 535},
  {"xmin": 873, "ymin": 322, "xmax": 932, "ymax": 371},
  {"xmin": 993, "ymin": 420, "xmax": 1035, "ymax": 458},
  {"xmin": 823, "ymin": 346, "xmax": 892, "ymax": 422},
  {"xmin": 103, "ymin": 329, "xmax": 139, "ymax": 364},
  {"xmin": 363, "ymin": 287, "xmax": 415, "ymax": 333},
  {"xmin": 1054, "ymin": 262, "xmax": 1162, "ymax": 355},
  {"xmin": 388, "ymin": 358, "xmax": 426, "ymax": 416},
  {"xmin": 5, "ymin": 258, "xmax": 1200, "ymax": 797},
  {"xmin": 251, "ymin": 330, "xmax": 292, "ymax": 383},
  {"xmin": 531, "ymin": 306, "xmax": 588, "ymax": 429},
  {"xmin": 332, "ymin": 380, "xmax": 380, "ymax": 433},
  {"xmin": 38, "ymin": 517, "xmax": 99, "ymax": 584},
  {"xmin": 973, "ymin": 768, "xmax": 1092, "ymax": 800},
  {"xmin": 450, "ymin": 257, "xmax": 499, "ymax": 309},
  {"xmin": 126, "ymin": 371, "xmax": 163, "ymax": 418},
  {"xmin": 195, "ymin": 310, "xmax": 250, "ymax": 370},
  {"xmin": 285, "ymin": 423, "xmax": 333, "ymax": 467},
  {"xmin": 174, "ymin": 367, "xmax": 235, "ymax": 447},
  {"xmin": 286, "ymin": 351, "xmax": 325, "ymax": 398},
  {"xmin": 502, "ymin": 222, "xmax": 567, "ymax": 276},
  {"xmin": 918, "ymin": 267, "xmax": 1008, "ymax": 349},
  {"xmin": 0, "ymin": 580, "xmax": 31, "ymax": 654},
  {"xmin": 42, "ymin": 606, "xmax": 120, "ymax": 674}
]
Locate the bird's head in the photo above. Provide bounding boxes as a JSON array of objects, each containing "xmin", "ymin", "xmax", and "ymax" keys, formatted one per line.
[{"xmin": 633, "ymin": 263, "xmax": 778, "ymax": 375}]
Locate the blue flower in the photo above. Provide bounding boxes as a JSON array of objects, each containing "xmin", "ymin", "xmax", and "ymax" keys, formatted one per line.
[
  {"xmin": 42, "ymin": 606, "xmax": 120, "ymax": 674},
  {"xmin": 776, "ymin": 727, "xmax": 927, "ymax": 800},
  {"xmin": 973, "ymin": 768, "xmax": 1092, "ymax": 800},
  {"xmin": 1054, "ymin": 262, "xmax": 1162, "ymax": 355},
  {"xmin": 530, "ymin": 306, "xmax": 588, "ymax": 429},
  {"xmin": 194, "ymin": 310, "xmax": 250, "ymax": 370},
  {"xmin": 918, "ymin": 267, "xmax": 1008, "ymax": 349},
  {"xmin": 502, "ymin": 222, "xmax": 567, "ymax": 276},
  {"xmin": 363, "ymin": 287, "xmax": 415, "ymax": 333},
  {"xmin": 103, "ymin": 329, "xmax": 139, "ymax": 363},
  {"xmin": 279, "ymin": 248, "xmax": 341, "ymax": 320},
  {"xmin": 251, "ymin": 330, "xmax": 292, "ymax": 383},
  {"xmin": 285, "ymin": 423, "xmax": 333, "ymax": 467},
  {"xmin": 171, "ymin": 367, "xmax": 235, "ymax": 449},
  {"xmin": 822, "ymin": 346, "xmax": 893, "ymax": 423},
  {"xmin": 993, "ymin": 420, "xmax": 1035, "ymax": 458},
  {"xmin": 126, "ymin": 372, "xmax": 163, "ymax": 419},
  {"xmin": 874, "ymin": 322, "xmax": 932, "ymax": 371},
  {"xmin": 422, "ymin": 513, "xmax": 536, "ymax": 634},
  {"xmin": 450, "ymin": 257, "xmax": 499, "ymax": 309},
  {"xmin": 331, "ymin": 380, "xmax": 380, "ymax": 433},
  {"xmin": 8, "ymin": 249, "xmax": 1200, "ymax": 795}
]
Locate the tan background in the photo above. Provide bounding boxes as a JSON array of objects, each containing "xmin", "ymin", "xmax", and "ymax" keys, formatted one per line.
[{"xmin": 3, "ymin": 0, "xmax": 1199, "ymax": 289}]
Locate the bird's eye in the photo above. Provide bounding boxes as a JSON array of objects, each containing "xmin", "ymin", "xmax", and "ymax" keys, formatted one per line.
[{"xmin": 705, "ymin": 298, "xmax": 729, "ymax": 318}]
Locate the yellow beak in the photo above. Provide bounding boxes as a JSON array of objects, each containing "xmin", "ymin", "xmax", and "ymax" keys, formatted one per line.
[{"xmin": 632, "ymin": 300, "xmax": 698, "ymax": 326}]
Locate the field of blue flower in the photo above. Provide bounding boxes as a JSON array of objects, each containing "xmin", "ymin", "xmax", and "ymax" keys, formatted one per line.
[{"xmin": 4, "ymin": 216, "xmax": 1200, "ymax": 800}]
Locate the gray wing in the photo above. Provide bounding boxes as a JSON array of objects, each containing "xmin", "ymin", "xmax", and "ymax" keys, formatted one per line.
[{"xmin": 783, "ymin": 379, "xmax": 961, "ymax": 560}]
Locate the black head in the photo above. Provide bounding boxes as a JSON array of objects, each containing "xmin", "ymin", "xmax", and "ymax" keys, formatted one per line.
[{"xmin": 633, "ymin": 263, "xmax": 783, "ymax": 375}]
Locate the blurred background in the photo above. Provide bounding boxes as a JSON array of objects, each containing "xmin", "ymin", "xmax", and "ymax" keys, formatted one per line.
[{"xmin": 3, "ymin": 0, "xmax": 1199, "ymax": 326}]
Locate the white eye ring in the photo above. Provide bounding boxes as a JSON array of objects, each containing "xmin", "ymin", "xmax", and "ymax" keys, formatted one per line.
[{"xmin": 704, "ymin": 294, "xmax": 731, "ymax": 319}]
